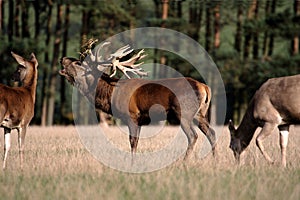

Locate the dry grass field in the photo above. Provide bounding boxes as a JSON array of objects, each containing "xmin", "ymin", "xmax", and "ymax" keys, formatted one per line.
[{"xmin": 0, "ymin": 125, "xmax": 299, "ymax": 200}]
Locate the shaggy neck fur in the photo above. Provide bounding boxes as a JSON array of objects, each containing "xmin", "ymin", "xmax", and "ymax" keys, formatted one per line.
[{"xmin": 74, "ymin": 72, "xmax": 117, "ymax": 114}]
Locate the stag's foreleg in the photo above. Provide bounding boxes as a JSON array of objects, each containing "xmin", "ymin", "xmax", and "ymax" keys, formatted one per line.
[
  {"xmin": 17, "ymin": 127, "xmax": 26, "ymax": 169},
  {"xmin": 181, "ymin": 119, "xmax": 198, "ymax": 160},
  {"xmin": 3, "ymin": 128, "xmax": 12, "ymax": 170},
  {"xmin": 127, "ymin": 120, "xmax": 141, "ymax": 154},
  {"xmin": 279, "ymin": 125, "xmax": 289, "ymax": 168},
  {"xmin": 256, "ymin": 122, "xmax": 277, "ymax": 164}
]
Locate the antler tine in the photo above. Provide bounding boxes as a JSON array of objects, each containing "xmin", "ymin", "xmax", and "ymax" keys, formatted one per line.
[
  {"xmin": 109, "ymin": 66, "xmax": 148, "ymax": 79},
  {"xmin": 110, "ymin": 45, "xmax": 133, "ymax": 59},
  {"xmin": 80, "ymin": 38, "xmax": 99, "ymax": 61},
  {"xmin": 119, "ymin": 49, "xmax": 147, "ymax": 68},
  {"xmin": 94, "ymin": 42, "xmax": 111, "ymax": 62}
]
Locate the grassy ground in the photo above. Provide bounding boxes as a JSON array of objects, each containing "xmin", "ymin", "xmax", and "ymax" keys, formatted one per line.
[{"xmin": 0, "ymin": 125, "xmax": 299, "ymax": 200}]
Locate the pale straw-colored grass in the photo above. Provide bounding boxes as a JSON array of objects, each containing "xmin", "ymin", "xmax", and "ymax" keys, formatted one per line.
[{"xmin": 0, "ymin": 125, "xmax": 299, "ymax": 199}]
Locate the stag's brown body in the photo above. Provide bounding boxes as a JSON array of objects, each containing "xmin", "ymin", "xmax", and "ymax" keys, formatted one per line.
[
  {"xmin": 0, "ymin": 52, "xmax": 38, "ymax": 169},
  {"xmin": 229, "ymin": 74, "xmax": 300, "ymax": 167},
  {"xmin": 60, "ymin": 57, "xmax": 216, "ymax": 159}
]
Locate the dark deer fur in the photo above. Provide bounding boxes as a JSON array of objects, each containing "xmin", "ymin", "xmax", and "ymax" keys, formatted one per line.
[
  {"xmin": 60, "ymin": 57, "xmax": 216, "ymax": 159},
  {"xmin": 0, "ymin": 52, "xmax": 38, "ymax": 169},
  {"xmin": 229, "ymin": 75, "xmax": 300, "ymax": 167}
]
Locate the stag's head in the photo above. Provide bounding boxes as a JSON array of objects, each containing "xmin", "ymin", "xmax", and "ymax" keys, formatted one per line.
[
  {"xmin": 59, "ymin": 57, "xmax": 85, "ymax": 85},
  {"xmin": 228, "ymin": 120, "xmax": 242, "ymax": 162},
  {"xmin": 11, "ymin": 52, "xmax": 38, "ymax": 82}
]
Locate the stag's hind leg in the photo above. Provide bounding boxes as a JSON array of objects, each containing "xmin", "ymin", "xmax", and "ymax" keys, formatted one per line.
[
  {"xmin": 195, "ymin": 116, "xmax": 217, "ymax": 156},
  {"xmin": 3, "ymin": 128, "xmax": 11, "ymax": 170},
  {"xmin": 181, "ymin": 119, "xmax": 198, "ymax": 160}
]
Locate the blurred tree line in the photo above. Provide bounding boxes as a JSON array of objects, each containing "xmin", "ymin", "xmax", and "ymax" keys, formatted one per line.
[{"xmin": 0, "ymin": 0, "xmax": 299, "ymax": 125}]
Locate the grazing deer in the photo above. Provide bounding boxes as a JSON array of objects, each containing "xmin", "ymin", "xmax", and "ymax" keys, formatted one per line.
[
  {"xmin": 229, "ymin": 75, "xmax": 300, "ymax": 167},
  {"xmin": 0, "ymin": 52, "xmax": 38, "ymax": 169},
  {"xmin": 60, "ymin": 42, "xmax": 216, "ymax": 160}
]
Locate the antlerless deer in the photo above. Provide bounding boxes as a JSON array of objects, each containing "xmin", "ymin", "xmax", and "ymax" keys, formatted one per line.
[
  {"xmin": 0, "ymin": 52, "xmax": 38, "ymax": 169},
  {"xmin": 229, "ymin": 75, "xmax": 300, "ymax": 167},
  {"xmin": 60, "ymin": 42, "xmax": 216, "ymax": 160}
]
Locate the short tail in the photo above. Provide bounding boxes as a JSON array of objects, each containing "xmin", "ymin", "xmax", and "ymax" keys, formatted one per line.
[
  {"xmin": 204, "ymin": 85, "xmax": 211, "ymax": 104},
  {"xmin": 195, "ymin": 83, "xmax": 211, "ymax": 119},
  {"xmin": 203, "ymin": 85, "xmax": 212, "ymax": 121}
]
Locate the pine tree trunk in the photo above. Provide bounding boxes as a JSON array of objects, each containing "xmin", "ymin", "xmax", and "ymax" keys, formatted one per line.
[
  {"xmin": 159, "ymin": 0, "xmax": 168, "ymax": 78},
  {"xmin": 21, "ymin": 0, "xmax": 30, "ymax": 38},
  {"xmin": 234, "ymin": 1, "xmax": 243, "ymax": 55},
  {"xmin": 176, "ymin": 0, "xmax": 182, "ymax": 18},
  {"xmin": 47, "ymin": 3, "xmax": 63, "ymax": 126},
  {"xmin": 0, "ymin": 0, "xmax": 3, "ymax": 33},
  {"xmin": 8, "ymin": 0, "xmax": 13, "ymax": 41},
  {"xmin": 14, "ymin": 0, "xmax": 20, "ymax": 37},
  {"xmin": 213, "ymin": 2, "xmax": 221, "ymax": 49},
  {"xmin": 243, "ymin": 0, "xmax": 258, "ymax": 60},
  {"xmin": 77, "ymin": 9, "xmax": 90, "ymax": 125},
  {"xmin": 60, "ymin": 4, "xmax": 70, "ymax": 124},
  {"xmin": 33, "ymin": 0, "xmax": 40, "ymax": 38},
  {"xmin": 45, "ymin": 2, "xmax": 53, "ymax": 63},
  {"xmin": 292, "ymin": 0, "xmax": 300, "ymax": 55},
  {"xmin": 252, "ymin": 1, "xmax": 259, "ymax": 59},
  {"xmin": 188, "ymin": 1, "xmax": 203, "ymax": 42},
  {"xmin": 41, "ymin": 1, "xmax": 53, "ymax": 126},
  {"xmin": 268, "ymin": 0, "xmax": 277, "ymax": 56},
  {"xmin": 153, "ymin": 0, "xmax": 161, "ymax": 18},
  {"xmin": 262, "ymin": 1, "xmax": 271, "ymax": 58},
  {"xmin": 205, "ymin": 2, "xmax": 212, "ymax": 53},
  {"xmin": 162, "ymin": 0, "xmax": 168, "ymax": 21}
]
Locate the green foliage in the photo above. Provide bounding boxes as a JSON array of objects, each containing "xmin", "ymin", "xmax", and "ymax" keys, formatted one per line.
[
  {"xmin": 265, "ymin": 9, "xmax": 300, "ymax": 39},
  {"xmin": 82, "ymin": 1, "xmax": 134, "ymax": 40},
  {"xmin": 146, "ymin": 17, "xmax": 187, "ymax": 31},
  {"xmin": 1, "ymin": 1, "xmax": 300, "ymax": 124}
]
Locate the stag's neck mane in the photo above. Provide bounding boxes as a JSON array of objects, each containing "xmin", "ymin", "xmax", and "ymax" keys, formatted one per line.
[
  {"xmin": 95, "ymin": 73, "xmax": 119, "ymax": 114},
  {"xmin": 74, "ymin": 72, "xmax": 118, "ymax": 112},
  {"xmin": 23, "ymin": 66, "xmax": 38, "ymax": 103},
  {"xmin": 235, "ymin": 99, "xmax": 259, "ymax": 150}
]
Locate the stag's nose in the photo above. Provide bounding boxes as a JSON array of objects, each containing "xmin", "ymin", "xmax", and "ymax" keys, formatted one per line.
[{"xmin": 60, "ymin": 57, "xmax": 64, "ymax": 64}]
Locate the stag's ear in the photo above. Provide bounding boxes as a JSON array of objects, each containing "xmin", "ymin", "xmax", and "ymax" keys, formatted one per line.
[
  {"xmin": 228, "ymin": 120, "xmax": 236, "ymax": 135},
  {"xmin": 11, "ymin": 52, "xmax": 26, "ymax": 67}
]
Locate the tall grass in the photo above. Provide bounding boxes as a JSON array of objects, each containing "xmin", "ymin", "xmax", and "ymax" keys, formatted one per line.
[{"xmin": 0, "ymin": 126, "xmax": 299, "ymax": 200}]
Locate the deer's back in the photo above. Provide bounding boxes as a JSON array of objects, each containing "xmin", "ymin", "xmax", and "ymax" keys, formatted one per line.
[
  {"xmin": 253, "ymin": 74, "xmax": 300, "ymax": 124},
  {"xmin": 110, "ymin": 77, "xmax": 208, "ymax": 119}
]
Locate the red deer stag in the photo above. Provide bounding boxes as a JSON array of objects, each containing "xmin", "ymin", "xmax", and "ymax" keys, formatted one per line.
[
  {"xmin": 0, "ymin": 52, "xmax": 38, "ymax": 169},
  {"xmin": 229, "ymin": 75, "xmax": 300, "ymax": 167},
  {"xmin": 60, "ymin": 43, "xmax": 216, "ymax": 160}
]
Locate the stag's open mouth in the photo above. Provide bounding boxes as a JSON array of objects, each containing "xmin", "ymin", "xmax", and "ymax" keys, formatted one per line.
[
  {"xmin": 59, "ymin": 58, "xmax": 76, "ymax": 85},
  {"xmin": 59, "ymin": 58, "xmax": 69, "ymax": 76},
  {"xmin": 59, "ymin": 58, "xmax": 65, "ymax": 74},
  {"xmin": 59, "ymin": 68, "xmax": 66, "ymax": 75}
]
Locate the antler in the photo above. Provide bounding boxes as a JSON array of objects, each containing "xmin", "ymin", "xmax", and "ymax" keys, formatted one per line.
[
  {"xmin": 80, "ymin": 39, "xmax": 148, "ymax": 79},
  {"xmin": 80, "ymin": 38, "xmax": 99, "ymax": 61},
  {"xmin": 109, "ymin": 46, "xmax": 148, "ymax": 79}
]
